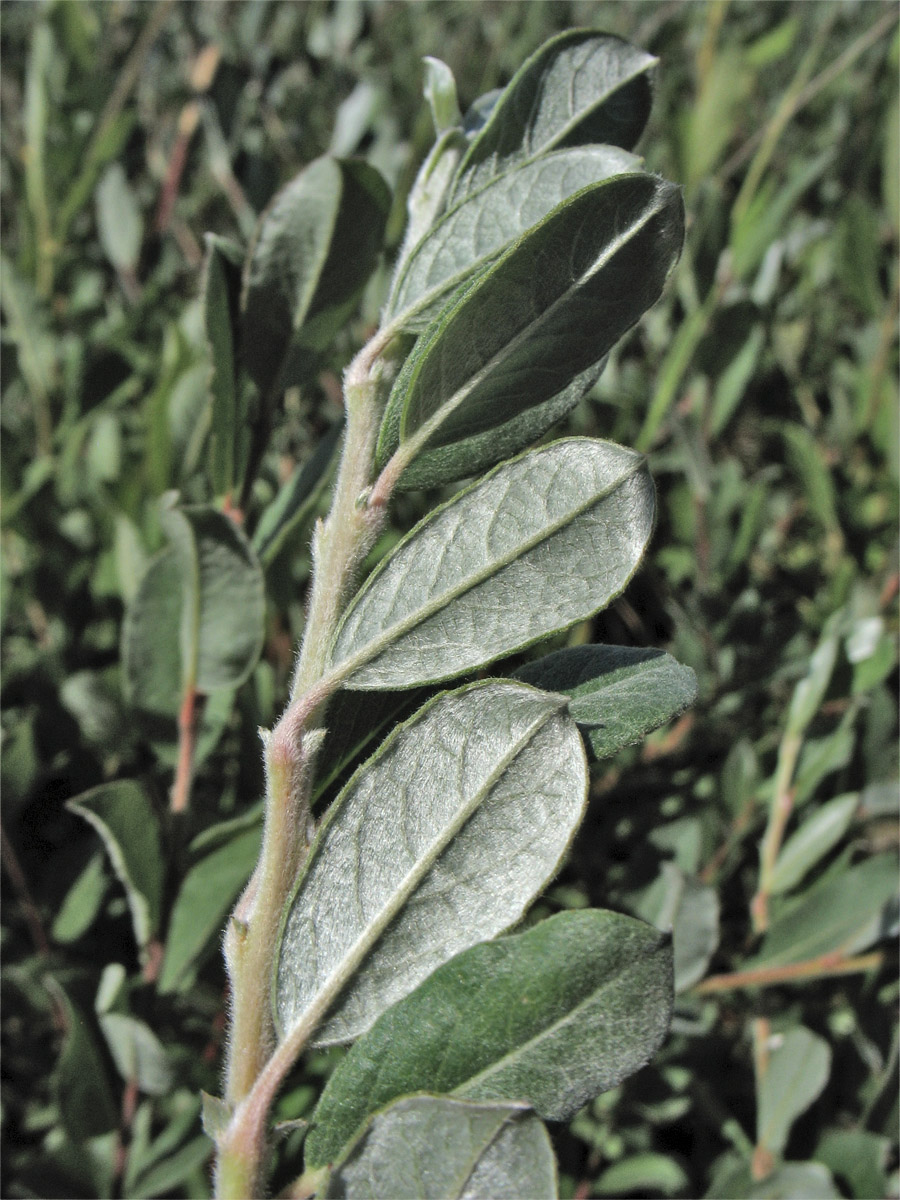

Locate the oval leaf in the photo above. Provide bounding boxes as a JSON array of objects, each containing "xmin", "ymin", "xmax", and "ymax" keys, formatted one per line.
[
  {"xmin": 241, "ymin": 157, "xmax": 390, "ymax": 396},
  {"xmin": 160, "ymin": 499, "xmax": 265, "ymax": 693},
  {"xmin": 448, "ymin": 30, "xmax": 657, "ymax": 204},
  {"xmin": 386, "ymin": 145, "xmax": 640, "ymax": 331},
  {"xmin": 306, "ymin": 909, "xmax": 673, "ymax": 1168},
  {"xmin": 515, "ymin": 645, "xmax": 697, "ymax": 760},
  {"xmin": 275, "ymin": 681, "xmax": 588, "ymax": 1046},
  {"xmin": 324, "ymin": 1097, "xmax": 556, "ymax": 1200},
  {"xmin": 122, "ymin": 547, "xmax": 184, "ymax": 718},
  {"xmin": 377, "ymin": 175, "xmax": 683, "ymax": 478},
  {"xmin": 756, "ymin": 1026, "xmax": 831, "ymax": 1158},
  {"xmin": 330, "ymin": 439, "xmax": 655, "ymax": 690}
]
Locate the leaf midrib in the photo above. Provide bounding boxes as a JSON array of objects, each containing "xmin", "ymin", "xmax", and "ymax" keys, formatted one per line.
[
  {"xmin": 452, "ymin": 936, "xmax": 666, "ymax": 1102},
  {"xmin": 402, "ymin": 180, "xmax": 665, "ymax": 447},
  {"xmin": 280, "ymin": 691, "xmax": 563, "ymax": 1041},
  {"xmin": 331, "ymin": 448, "xmax": 646, "ymax": 682}
]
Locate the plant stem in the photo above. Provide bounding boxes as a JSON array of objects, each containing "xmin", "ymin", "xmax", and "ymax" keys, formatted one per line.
[
  {"xmin": 215, "ymin": 331, "xmax": 397, "ymax": 1198},
  {"xmin": 170, "ymin": 686, "xmax": 199, "ymax": 813},
  {"xmin": 693, "ymin": 950, "xmax": 884, "ymax": 994},
  {"xmin": 751, "ymin": 729, "xmax": 802, "ymax": 932}
]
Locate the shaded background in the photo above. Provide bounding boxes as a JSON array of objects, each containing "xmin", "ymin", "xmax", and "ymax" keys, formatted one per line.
[{"xmin": 2, "ymin": 2, "xmax": 898, "ymax": 1197}]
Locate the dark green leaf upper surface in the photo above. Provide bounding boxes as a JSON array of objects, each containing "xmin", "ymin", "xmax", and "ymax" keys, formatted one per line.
[
  {"xmin": 306, "ymin": 908, "xmax": 673, "ymax": 1167},
  {"xmin": 324, "ymin": 1097, "xmax": 556, "ymax": 1199},
  {"xmin": 376, "ymin": 174, "xmax": 683, "ymax": 485},
  {"xmin": 515, "ymin": 645, "xmax": 697, "ymax": 759},
  {"xmin": 448, "ymin": 30, "xmax": 657, "ymax": 204},
  {"xmin": 240, "ymin": 157, "xmax": 389, "ymax": 397},
  {"xmin": 202, "ymin": 234, "xmax": 243, "ymax": 497},
  {"xmin": 330, "ymin": 439, "xmax": 655, "ymax": 690},
  {"xmin": 274, "ymin": 681, "xmax": 587, "ymax": 1047},
  {"xmin": 385, "ymin": 145, "xmax": 640, "ymax": 332}
]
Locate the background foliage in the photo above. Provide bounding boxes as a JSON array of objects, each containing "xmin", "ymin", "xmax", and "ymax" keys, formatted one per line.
[{"xmin": 2, "ymin": 2, "xmax": 897, "ymax": 1197}]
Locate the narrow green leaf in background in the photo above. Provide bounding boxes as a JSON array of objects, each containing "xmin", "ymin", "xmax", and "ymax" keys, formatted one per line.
[
  {"xmin": 749, "ymin": 853, "xmax": 899, "ymax": 969},
  {"xmin": 95, "ymin": 162, "xmax": 143, "ymax": 274},
  {"xmin": 331, "ymin": 439, "xmax": 655, "ymax": 689},
  {"xmin": 306, "ymin": 908, "xmax": 672, "ymax": 1168},
  {"xmin": 252, "ymin": 422, "xmax": 342, "ymax": 566},
  {"xmin": 377, "ymin": 175, "xmax": 683, "ymax": 484},
  {"xmin": 324, "ymin": 1097, "xmax": 556, "ymax": 1200},
  {"xmin": 159, "ymin": 825, "xmax": 262, "ymax": 994},
  {"xmin": 240, "ymin": 157, "xmax": 390, "ymax": 397},
  {"xmin": 448, "ymin": 30, "xmax": 656, "ymax": 204},
  {"xmin": 275, "ymin": 681, "xmax": 587, "ymax": 1047},
  {"xmin": 202, "ymin": 234, "xmax": 244, "ymax": 497},
  {"xmin": 769, "ymin": 793, "xmax": 858, "ymax": 894},
  {"xmin": 51, "ymin": 852, "xmax": 107, "ymax": 944},
  {"xmin": 66, "ymin": 781, "xmax": 164, "ymax": 951},
  {"xmin": 514, "ymin": 645, "xmax": 697, "ymax": 760},
  {"xmin": 756, "ymin": 1026, "xmax": 831, "ymax": 1159}
]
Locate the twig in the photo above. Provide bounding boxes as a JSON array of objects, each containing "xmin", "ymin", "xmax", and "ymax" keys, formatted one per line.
[
  {"xmin": 170, "ymin": 686, "xmax": 201, "ymax": 814},
  {"xmin": 693, "ymin": 949, "xmax": 885, "ymax": 994}
]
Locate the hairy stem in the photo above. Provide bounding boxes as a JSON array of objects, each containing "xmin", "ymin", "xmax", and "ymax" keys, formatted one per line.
[{"xmin": 215, "ymin": 331, "xmax": 397, "ymax": 1197}]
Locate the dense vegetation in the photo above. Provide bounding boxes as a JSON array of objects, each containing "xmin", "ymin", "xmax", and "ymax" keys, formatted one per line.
[{"xmin": 2, "ymin": 3, "xmax": 897, "ymax": 1198}]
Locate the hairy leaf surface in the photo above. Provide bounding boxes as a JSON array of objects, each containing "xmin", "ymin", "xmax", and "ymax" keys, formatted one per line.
[
  {"xmin": 306, "ymin": 909, "xmax": 673, "ymax": 1167},
  {"xmin": 448, "ymin": 30, "xmax": 656, "ymax": 204},
  {"xmin": 323, "ymin": 1097, "xmax": 556, "ymax": 1200},
  {"xmin": 386, "ymin": 145, "xmax": 640, "ymax": 331},
  {"xmin": 330, "ymin": 439, "xmax": 654, "ymax": 689},
  {"xmin": 515, "ymin": 645, "xmax": 697, "ymax": 759},
  {"xmin": 275, "ymin": 681, "xmax": 587, "ymax": 1046}
]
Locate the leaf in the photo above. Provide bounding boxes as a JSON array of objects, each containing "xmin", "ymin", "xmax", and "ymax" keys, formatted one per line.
[
  {"xmin": 385, "ymin": 146, "xmax": 641, "ymax": 332},
  {"xmin": 305, "ymin": 909, "xmax": 672, "ymax": 1168},
  {"xmin": 769, "ymin": 794, "xmax": 858, "ymax": 895},
  {"xmin": 423, "ymin": 57, "xmax": 461, "ymax": 134},
  {"xmin": 275, "ymin": 680, "xmax": 587, "ymax": 1047},
  {"xmin": 376, "ymin": 175, "xmax": 683, "ymax": 485},
  {"xmin": 756, "ymin": 1026, "xmax": 831, "ymax": 1158},
  {"xmin": 49, "ymin": 981, "xmax": 119, "ymax": 1141},
  {"xmin": 323, "ymin": 1097, "xmax": 556, "ymax": 1200},
  {"xmin": 99, "ymin": 1013, "xmax": 173, "ymax": 1096},
  {"xmin": 95, "ymin": 162, "xmax": 143, "ymax": 273},
  {"xmin": 52, "ymin": 851, "xmax": 107, "ymax": 944},
  {"xmin": 514, "ymin": 645, "xmax": 697, "ymax": 760},
  {"xmin": 67, "ymin": 781, "xmax": 164, "ymax": 950},
  {"xmin": 202, "ymin": 234, "xmax": 244, "ymax": 496},
  {"xmin": 634, "ymin": 863, "xmax": 719, "ymax": 993},
  {"xmin": 814, "ymin": 1128, "xmax": 891, "ymax": 1200},
  {"xmin": 595, "ymin": 1154, "xmax": 688, "ymax": 1197},
  {"xmin": 240, "ymin": 157, "xmax": 390, "ymax": 397},
  {"xmin": 160, "ymin": 498, "xmax": 265, "ymax": 693},
  {"xmin": 121, "ymin": 547, "xmax": 187, "ymax": 718},
  {"xmin": 330, "ymin": 439, "xmax": 655, "ymax": 690},
  {"xmin": 252, "ymin": 422, "xmax": 342, "ymax": 565},
  {"xmin": 158, "ymin": 825, "xmax": 262, "ymax": 994},
  {"xmin": 707, "ymin": 1159, "xmax": 840, "ymax": 1200},
  {"xmin": 786, "ymin": 631, "xmax": 840, "ymax": 735},
  {"xmin": 749, "ymin": 854, "xmax": 899, "ymax": 969},
  {"xmin": 448, "ymin": 30, "xmax": 656, "ymax": 204}
]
